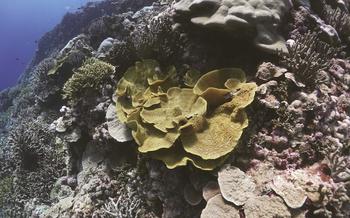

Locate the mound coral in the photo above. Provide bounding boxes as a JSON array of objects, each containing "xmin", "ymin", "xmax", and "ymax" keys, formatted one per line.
[
  {"xmin": 63, "ymin": 57, "xmax": 115, "ymax": 105},
  {"xmin": 173, "ymin": 0, "xmax": 292, "ymax": 53},
  {"xmin": 115, "ymin": 60, "xmax": 257, "ymax": 170}
]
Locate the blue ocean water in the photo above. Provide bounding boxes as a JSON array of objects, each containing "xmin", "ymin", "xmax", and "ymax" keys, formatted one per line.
[{"xmin": 0, "ymin": 0, "xmax": 100, "ymax": 91}]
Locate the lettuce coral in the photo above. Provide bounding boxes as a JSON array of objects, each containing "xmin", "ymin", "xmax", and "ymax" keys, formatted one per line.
[{"xmin": 116, "ymin": 60, "xmax": 257, "ymax": 170}]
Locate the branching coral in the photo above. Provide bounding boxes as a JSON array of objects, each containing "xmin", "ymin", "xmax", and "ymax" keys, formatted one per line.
[
  {"xmin": 63, "ymin": 57, "xmax": 115, "ymax": 105},
  {"xmin": 7, "ymin": 120, "xmax": 66, "ymax": 210},
  {"xmin": 131, "ymin": 14, "xmax": 184, "ymax": 64},
  {"xmin": 0, "ymin": 177, "xmax": 12, "ymax": 208},
  {"xmin": 279, "ymin": 31, "xmax": 338, "ymax": 86},
  {"xmin": 322, "ymin": 4, "xmax": 350, "ymax": 41},
  {"xmin": 326, "ymin": 147, "xmax": 350, "ymax": 183},
  {"xmin": 102, "ymin": 165, "xmax": 157, "ymax": 218},
  {"xmin": 115, "ymin": 60, "xmax": 257, "ymax": 170}
]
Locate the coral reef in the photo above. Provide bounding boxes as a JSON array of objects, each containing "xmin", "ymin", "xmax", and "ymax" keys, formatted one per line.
[{"xmin": 0, "ymin": 0, "xmax": 349, "ymax": 217}]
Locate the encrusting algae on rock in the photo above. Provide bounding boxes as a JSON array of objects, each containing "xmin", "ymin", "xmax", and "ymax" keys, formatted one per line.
[{"xmin": 115, "ymin": 59, "xmax": 257, "ymax": 170}]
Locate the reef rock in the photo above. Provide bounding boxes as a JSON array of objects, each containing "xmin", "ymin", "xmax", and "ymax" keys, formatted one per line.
[
  {"xmin": 244, "ymin": 195, "xmax": 291, "ymax": 218},
  {"xmin": 201, "ymin": 194, "xmax": 240, "ymax": 218},
  {"xmin": 174, "ymin": 0, "xmax": 292, "ymax": 53},
  {"xmin": 218, "ymin": 165, "xmax": 256, "ymax": 206},
  {"xmin": 271, "ymin": 175, "xmax": 307, "ymax": 209}
]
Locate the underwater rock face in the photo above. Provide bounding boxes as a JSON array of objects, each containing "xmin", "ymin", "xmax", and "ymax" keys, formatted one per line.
[
  {"xmin": 174, "ymin": 0, "xmax": 292, "ymax": 53},
  {"xmin": 0, "ymin": 0, "xmax": 349, "ymax": 217}
]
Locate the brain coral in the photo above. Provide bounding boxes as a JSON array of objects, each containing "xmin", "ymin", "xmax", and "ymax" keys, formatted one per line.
[
  {"xmin": 174, "ymin": 0, "xmax": 292, "ymax": 54},
  {"xmin": 116, "ymin": 60, "xmax": 257, "ymax": 170}
]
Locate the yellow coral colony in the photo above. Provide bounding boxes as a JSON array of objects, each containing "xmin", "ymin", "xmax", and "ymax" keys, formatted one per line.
[{"xmin": 116, "ymin": 60, "xmax": 257, "ymax": 170}]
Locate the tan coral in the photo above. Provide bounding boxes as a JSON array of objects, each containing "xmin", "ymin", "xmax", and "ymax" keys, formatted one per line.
[
  {"xmin": 218, "ymin": 165, "xmax": 256, "ymax": 206},
  {"xmin": 271, "ymin": 175, "xmax": 307, "ymax": 209},
  {"xmin": 140, "ymin": 87, "xmax": 207, "ymax": 133},
  {"xmin": 184, "ymin": 68, "xmax": 202, "ymax": 87},
  {"xmin": 126, "ymin": 111, "xmax": 180, "ymax": 153},
  {"xmin": 116, "ymin": 60, "xmax": 177, "ymax": 122},
  {"xmin": 182, "ymin": 69, "xmax": 256, "ymax": 160},
  {"xmin": 201, "ymin": 194, "xmax": 240, "ymax": 218},
  {"xmin": 181, "ymin": 110, "xmax": 248, "ymax": 160},
  {"xmin": 244, "ymin": 195, "xmax": 291, "ymax": 218},
  {"xmin": 193, "ymin": 68, "xmax": 246, "ymax": 106},
  {"xmin": 149, "ymin": 143, "xmax": 227, "ymax": 170},
  {"xmin": 215, "ymin": 82, "xmax": 257, "ymax": 115}
]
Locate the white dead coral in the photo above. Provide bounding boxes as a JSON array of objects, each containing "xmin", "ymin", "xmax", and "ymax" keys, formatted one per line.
[
  {"xmin": 218, "ymin": 165, "xmax": 256, "ymax": 206},
  {"xmin": 271, "ymin": 175, "xmax": 307, "ymax": 209},
  {"xmin": 106, "ymin": 103, "xmax": 132, "ymax": 142},
  {"xmin": 201, "ymin": 195, "xmax": 240, "ymax": 218},
  {"xmin": 202, "ymin": 161, "xmax": 346, "ymax": 217},
  {"xmin": 174, "ymin": 0, "xmax": 292, "ymax": 53},
  {"xmin": 53, "ymin": 117, "xmax": 67, "ymax": 133},
  {"xmin": 247, "ymin": 161, "xmax": 282, "ymax": 194},
  {"xmin": 201, "ymin": 162, "xmax": 321, "ymax": 217},
  {"xmin": 244, "ymin": 195, "xmax": 291, "ymax": 218}
]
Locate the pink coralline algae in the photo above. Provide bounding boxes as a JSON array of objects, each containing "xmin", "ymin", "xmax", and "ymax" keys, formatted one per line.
[{"xmin": 253, "ymin": 57, "xmax": 350, "ymax": 168}]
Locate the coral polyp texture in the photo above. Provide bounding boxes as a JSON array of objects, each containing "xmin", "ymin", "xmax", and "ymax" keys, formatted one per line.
[
  {"xmin": 63, "ymin": 57, "xmax": 115, "ymax": 105},
  {"xmin": 115, "ymin": 60, "xmax": 257, "ymax": 170},
  {"xmin": 174, "ymin": 0, "xmax": 292, "ymax": 53}
]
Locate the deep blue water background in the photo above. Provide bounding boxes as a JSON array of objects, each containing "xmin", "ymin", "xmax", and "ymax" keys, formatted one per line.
[{"xmin": 0, "ymin": 0, "xmax": 99, "ymax": 91}]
